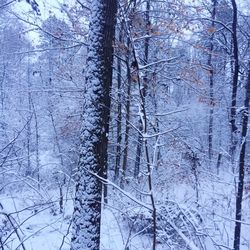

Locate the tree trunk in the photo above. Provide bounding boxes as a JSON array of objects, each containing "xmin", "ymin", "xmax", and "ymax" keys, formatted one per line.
[
  {"xmin": 121, "ymin": 38, "xmax": 132, "ymax": 188},
  {"xmin": 230, "ymin": 0, "xmax": 239, "ymax": 162},
  {"xmin": 134, "ymin": 0, "xmax": 150, "ymax": 178},
  {"xmin": 49, "ymin": 111, "xmax": 65, "ymax": 212},
  {"xmin": 233, "ymin": 64, "xmax": 250, "ymax": 250},
  {"xmin": 114, "ymin": 26, "xmax": 123, "ymax": 181},
  {"xmin": 0, "ymin": 65, "xmax": 5, "ymax": 114},
  {"xmin": 26, "ymin": 55, "xmax": 32, "ymax": 176},
  {"xmin": 32, "ymin": 102, "xmax": 40, "ymax": 190},
  {"xmin": 208, "ymin": 0, "xmax": 217, "ymax": 162},
  {"xmin": 70, "ymin": 1, "xmax": 117, "ymax": 249}
]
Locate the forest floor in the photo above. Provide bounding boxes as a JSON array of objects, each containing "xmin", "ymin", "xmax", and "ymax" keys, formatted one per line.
[
  {"xmin": 1, "ymin": 168, "xmax": 250, "ymax": 250},
  {"xmin": 0, "ymin": 189, "xmax": 164, "ymax": 250}
]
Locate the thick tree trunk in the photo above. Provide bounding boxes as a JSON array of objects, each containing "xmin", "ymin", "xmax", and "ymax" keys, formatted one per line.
[
  {"xmin": 233, "ymin": 64, "xmax": 250, "ymax": 250},
  {"xmin": 70, "ymin": 1, "xmax": 117, "ymax": 249}
]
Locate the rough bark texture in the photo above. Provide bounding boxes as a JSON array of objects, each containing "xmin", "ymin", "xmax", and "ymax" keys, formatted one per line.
[{"xmin": 70, "ymin": 1, "xmax": 117, "ymax": 249}]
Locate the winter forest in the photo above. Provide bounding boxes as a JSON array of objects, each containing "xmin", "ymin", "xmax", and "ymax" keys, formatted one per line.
[{"xmin": 0, "ymin": 0, "xmax": 250, "ymax": 249}]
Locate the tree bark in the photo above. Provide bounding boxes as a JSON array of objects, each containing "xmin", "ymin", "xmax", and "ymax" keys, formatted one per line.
[
  {"xmin": 230, "ymin": 0, "xmax": 239, "ymax": 161},
  {"xmin": 114, "ymin": 26, "xmax": 123, "ymax": 181},
  {"xmin": 208, "ymin": 0, "xmax": 217, "ymax": 161},
  {"xmin": 70, "ymin": 1, "xmax": 117, "ymax": 249},
  {"xmin": 121, "ymin": 38, "xmax": 132, "ymax": 188},
  {"xmin": 134, "ymin": 0, "xmax": 150, "ymax": 178},
  {"xmin": 233, "ymin": 64, "xmax": 250, "ymax": 250}
]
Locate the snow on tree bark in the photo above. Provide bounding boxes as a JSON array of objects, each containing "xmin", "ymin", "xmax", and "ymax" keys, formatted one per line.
[
  {"xmin": 233, "ymin": 63, "xmax": 250, "ymax": 250},
  {"xmin": 70, "ymin": 1, "xmax": 117, "ymax": 250},
  {"xmin": 230, "ymin": 0, "xmax": 239, "ymax": 161}
]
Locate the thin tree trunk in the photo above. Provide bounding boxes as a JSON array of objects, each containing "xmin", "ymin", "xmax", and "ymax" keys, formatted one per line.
[
  {"xmin": 114, "ymin": 26, "xmax": 123, "ymax": 181},
  {"xmin": 32, "ymin": 102, "xmax": 40, "ymax": 190},
  {"xmin": 134, "ymin": 123, "xmax": 143, "ymax": 178},
  {"xmin": 208, "ymin": 0, "xmax": 217, "ymax": 162},
  {"xmin": 233, "ymin": 64, "xmax": 250, "ymax": 250},
  {"xmin": 216, "ymin": 152, "xmax": 222, "ymax": 175},
  {"xmin": 0, "ymin": 65, "xmax": 5, "ymax": 114},
  {"xmin": 133, "ymin": 1, "xmax": 157, "ymax": 249},
  {"xmin": 121, "ymin": 38, "xmax": 132, "ymax": 188},
  {"xmin": 151, "ymin": 69, "xmax": 161, "ymax": 169},
  {"xmin": 26, "ymin": 56, "xmax": 32, "ymax": 176},
  {"xmin": 230, "ymin": 0, "xmax": 239, "ymax": 162},
  {"xmin": 134, "ymin": 0, "xmax": 150, "ymax": 178},
  {"xmin": 49, "ymin": 111, "xmax": 65, "ymax": 213},
  {"xmin": 71, "ymin": 1, "xmax": 117, "ymax": 249}
]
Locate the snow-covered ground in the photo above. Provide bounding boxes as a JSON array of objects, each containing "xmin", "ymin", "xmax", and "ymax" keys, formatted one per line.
[
  {"xmin": 1, "ymin": 168, "xmax": 250, "ymax": 250},
  {"xmin": 0, "ymin": 190, "xmax": 164, "ymax": 250}
]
